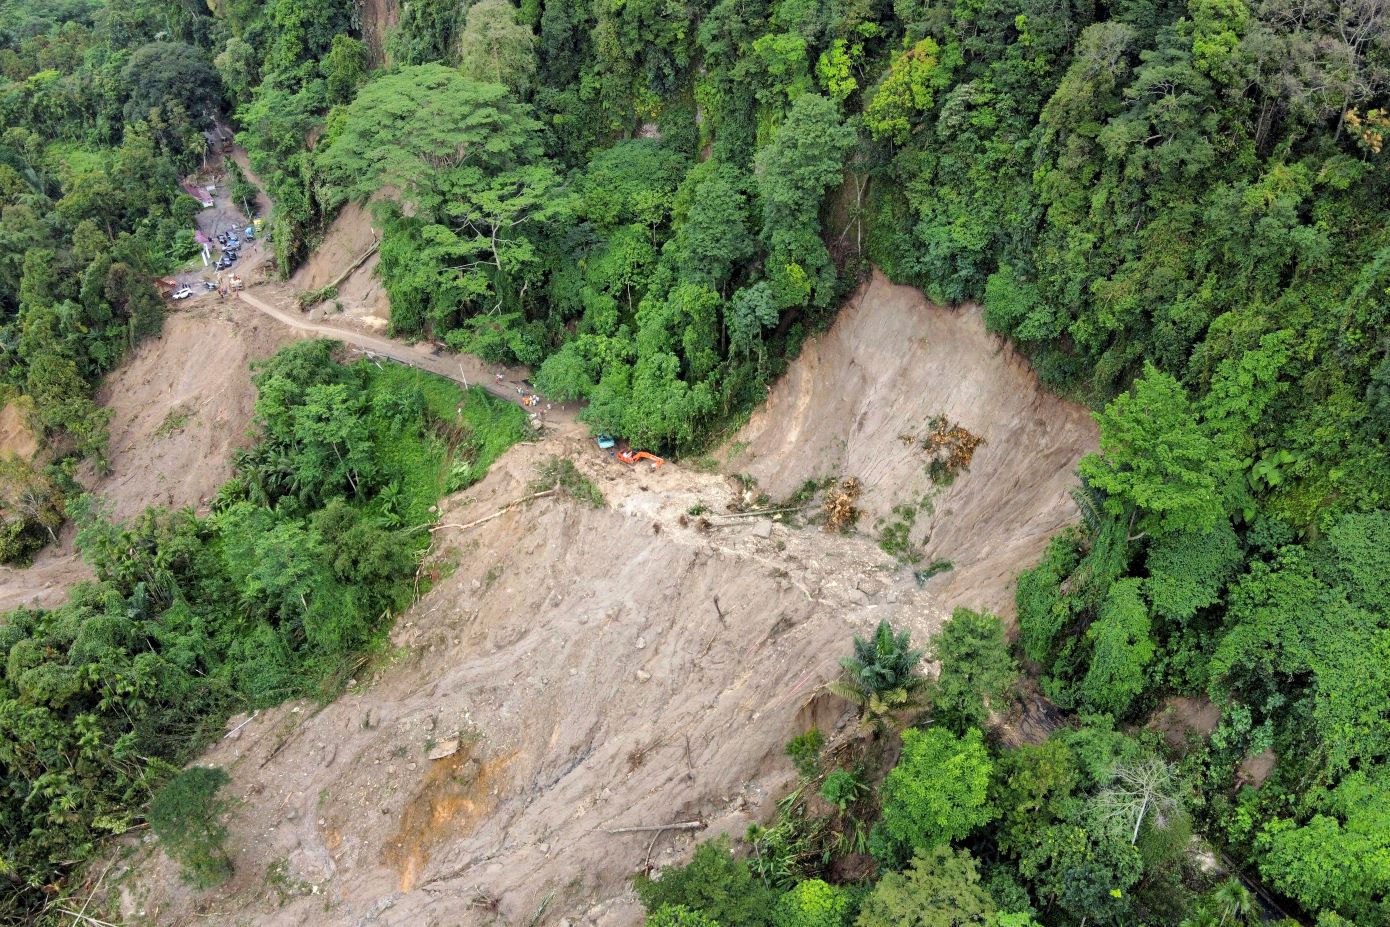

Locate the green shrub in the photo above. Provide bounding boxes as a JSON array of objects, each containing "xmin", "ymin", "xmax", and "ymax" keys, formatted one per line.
[
  {"xmin": 786, "ymin": 728, "xmax": 824, "ymax": 779},
  {"xmin": 773, "ymin": 879, "xmax": 850, "ymax": 927},
  {"xmin": 820, "ymin": 769, "xmax": 867, "ymax": 812},
  {"xmin": 148, "ymin": 766, "xmax": 234, "ymax": 888},
  {"xmin": 648, "ymin": 905, "xmax": 722, "ymax": 927},
  {"xmin": 634, "ymin": 836, "xmax": 776, "ymax": 927},
  {"xmin": 531, "ymin": 456, "xmax": 605, "ymax": 507}
]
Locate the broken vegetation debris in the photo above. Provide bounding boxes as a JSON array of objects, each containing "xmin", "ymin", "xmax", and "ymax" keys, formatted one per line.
[
  {"xmin": 901, "ymin": 414, "xmax": 985, "ymax": 484},
  {"xmin": 530, "ymin": 456, "xmax": 605, "ymax": 507},
  {"xmin": 822, "ymin": 477, "xmax": 863, "ymax": 532}
]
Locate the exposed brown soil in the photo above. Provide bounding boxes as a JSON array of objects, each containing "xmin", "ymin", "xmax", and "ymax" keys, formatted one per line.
[
  {"xmin": 0, "ymin": 543, "xmax": 86, "ymax": 613},
  {"xmin": 1238, "ymin": 749, "xmax": 1276, "ymax": 788},
  {"xmin": 359, "ymin": 0, "xmax": 399, "ymax": 67},
  {"xmin": 1149, "ymin": 694, "xmax": 1222, "ymax": 753},
  {"xmin": 382, "ymin": 747, "xmax": 515, "ymax": 893},
  {"xmin": 292, "ymin": 200, "xmax": 392, "ymax": 331},
  {"xmin": 84, "ymin": 302, "xmax": 292, "ymax": 521},
  {"xmin": 0, "ymin": 401, "xmax": 37, "ymax": 459},
  {"xmin": 726, "ymin": 269, "xmax": 1098, "ymax": 618},
  {"xmin": 115, "ymin": 430, "xmax": 941, "ymax": 926},
  {"xmin": 108, "ymin": 267, "xmax": 1097, "ymax": 927}
]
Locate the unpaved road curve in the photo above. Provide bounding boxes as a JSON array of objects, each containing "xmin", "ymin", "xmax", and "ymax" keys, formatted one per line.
[{"xmin": 236, "ymin": 288, "xmax": 578, "ymax": 423}]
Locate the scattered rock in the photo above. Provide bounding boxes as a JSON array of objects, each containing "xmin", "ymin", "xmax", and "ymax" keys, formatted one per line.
[
  {"xmin": 636, "ymin": 670, "xmax": 651, "ymax": 682},
  {"xmin": 634, "ymin": 636, "xmax": 647, "ymax": 650},
  {"xmin": 752, "ymin": 519, "xmax": 774, "ymax": 539},
  {"xmin": 427, "ymin": 738, "xmax": 461, "ymax": 760}
]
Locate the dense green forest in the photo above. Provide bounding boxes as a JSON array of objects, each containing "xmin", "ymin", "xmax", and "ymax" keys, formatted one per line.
[
  {"xmin": 0, "ymin": 0, "xmax": 216, "ymax": 560},
  {"xmin": 1, "ymin": 0, "xmax": 1389, "ymax": 920}
]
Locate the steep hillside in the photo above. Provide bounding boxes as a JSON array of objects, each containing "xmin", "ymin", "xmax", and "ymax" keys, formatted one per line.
[
  {"xmin": 85, "ymin": 301, "xmax": 292, "ymax": 520},
  {"xmin": 291, "ymin": 200, "xmax": 391, "ymax": 330},
  {"xmin": 109, "ymin": 270, "xmax": 1098, "ymax": 926},
  {"xmin": 0, "ymin": 301, "xmax": 291, "ymax": 611},
  {"xmin": 118, "ymin": 428, "xmax": 942, "ymax": 926},
  {"xmin": 727, "ymin": 270, "xmax": 1097, "ymax": 617},
  {"xmin": 0, "ymin": 402, "xmax": 37, "ymax": 460}
]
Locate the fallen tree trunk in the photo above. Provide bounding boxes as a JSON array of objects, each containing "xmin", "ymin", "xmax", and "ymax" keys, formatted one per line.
[{"xmin": 429, "ymin": 487, "xmax": 559, "ymax": 533}]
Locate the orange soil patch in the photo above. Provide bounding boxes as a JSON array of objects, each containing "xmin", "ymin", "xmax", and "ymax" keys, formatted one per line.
[{"xmin": 383, "ymin": 748, "xmax": 514, "ymax": 892}]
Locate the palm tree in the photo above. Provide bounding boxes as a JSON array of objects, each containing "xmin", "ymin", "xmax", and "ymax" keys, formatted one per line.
[
  {"xmin": 1213, "ymin": 879, "xmax": 1255, "ymax": 926},
  {"xmin": 1179, "ymin": 909, "xmax": 1221, "ymax": 927},
  {"xmin": 827, "ymin": 619, "xmax": 929, "ymax": 731}
]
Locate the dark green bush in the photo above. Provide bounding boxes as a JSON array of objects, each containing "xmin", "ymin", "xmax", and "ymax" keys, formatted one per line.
[{"xmin": 148, "ymin": 766, "xmax": 234, "ymax": 888}]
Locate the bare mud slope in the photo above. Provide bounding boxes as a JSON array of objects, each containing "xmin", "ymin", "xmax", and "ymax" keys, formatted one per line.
[
  {"xmin": 115, "ymin": 270, "xmax": 1096, "ymax": 926},
  {"xmin": 0, "ymin": 401, "xmax": 37, "ymax": 459},
  {"xmin": 90, "ymin": 301, "xmax": 292, "ymax": 520},
  {"xmin": 727, "ymin": 269, "xmax": 1098, "ymax": 617},
  {"xmin": 291, "ymin": 199, "xmax": 392, "ymax": 329},
  {"xmin": 120, "ymin": 430, "xmax": 941, "ymax": 927},
  {"xmin": 0, "ymin": 301, "xmax": 291, "ymax": 611}
]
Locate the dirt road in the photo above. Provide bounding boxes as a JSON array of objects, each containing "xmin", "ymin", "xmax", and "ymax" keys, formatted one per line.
[{"xmin": 235, "ymin": 287, "xmax": 577, "ymax": 422}]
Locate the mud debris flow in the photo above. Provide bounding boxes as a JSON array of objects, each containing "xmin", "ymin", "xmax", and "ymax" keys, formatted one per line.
[{"xmin": 109, "ymin": 269, "xmax": 1095, "ymax": 926}]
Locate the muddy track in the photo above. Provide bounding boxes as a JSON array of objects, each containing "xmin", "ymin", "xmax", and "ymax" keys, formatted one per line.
[{"xmin": 235, "ymin": 287, "xmax": 577, "ymax": 422}]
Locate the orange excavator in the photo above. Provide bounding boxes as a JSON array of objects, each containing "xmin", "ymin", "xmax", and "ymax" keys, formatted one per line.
[{"xmin": 618, "ymin": 449, "xmax": 665, "ymax": 467}]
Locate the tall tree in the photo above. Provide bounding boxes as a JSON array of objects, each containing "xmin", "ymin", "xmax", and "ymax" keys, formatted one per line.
[
  {"xmin": 315, "ymin": 64, "xmax": 544, "ymax": 220},
  {"xmin": 457, "ymin": 0, "xmax": 538, "ymax": 94},
  {"xmin": 929, "ymin": 608, "xmax": 1018, "ymax": 734},
  {"xmin": 879, "ymin": 727, "xmax": 996, "ymax": 855},
  {"xmin": 829, "ymin": 619, "xmax": 930, "ymax": 730},
  {"xmin": 121, "ymin": 40, "xmax": 222, "ymax": 126},
  {"xmin": 1078, "ymin": 362, "xmax": 1240, "ymax": 538},
  {"xmin": 856, "ymin": 845, "xmax": 997, "ymax": 927}
]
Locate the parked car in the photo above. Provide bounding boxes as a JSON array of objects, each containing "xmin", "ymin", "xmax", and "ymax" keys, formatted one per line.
[{"xmin": 171, "ymin": 286, "xmax": 193, "ymax": 300}]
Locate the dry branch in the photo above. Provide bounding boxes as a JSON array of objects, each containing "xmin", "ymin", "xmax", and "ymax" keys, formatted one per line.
[
  {"xmin": 429, "ymin": 488, "xmax": 558, "ymax": 533},
  {"xmin": 604, "ymin": 821, "xmax": 704, "ymax": 835},
  {"xmin": 706, "ymin": 505, "xmax": 809, "ymax": 520}
]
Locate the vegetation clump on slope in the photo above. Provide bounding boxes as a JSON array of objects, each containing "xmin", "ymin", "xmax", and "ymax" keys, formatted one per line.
[
  {"xmin": 636, "ymin": 616, "xmax": 1241, "ymax": 927},
  {"xmin": 0, "ymin": 341, "xmax": 526, "ymax": 918}
]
